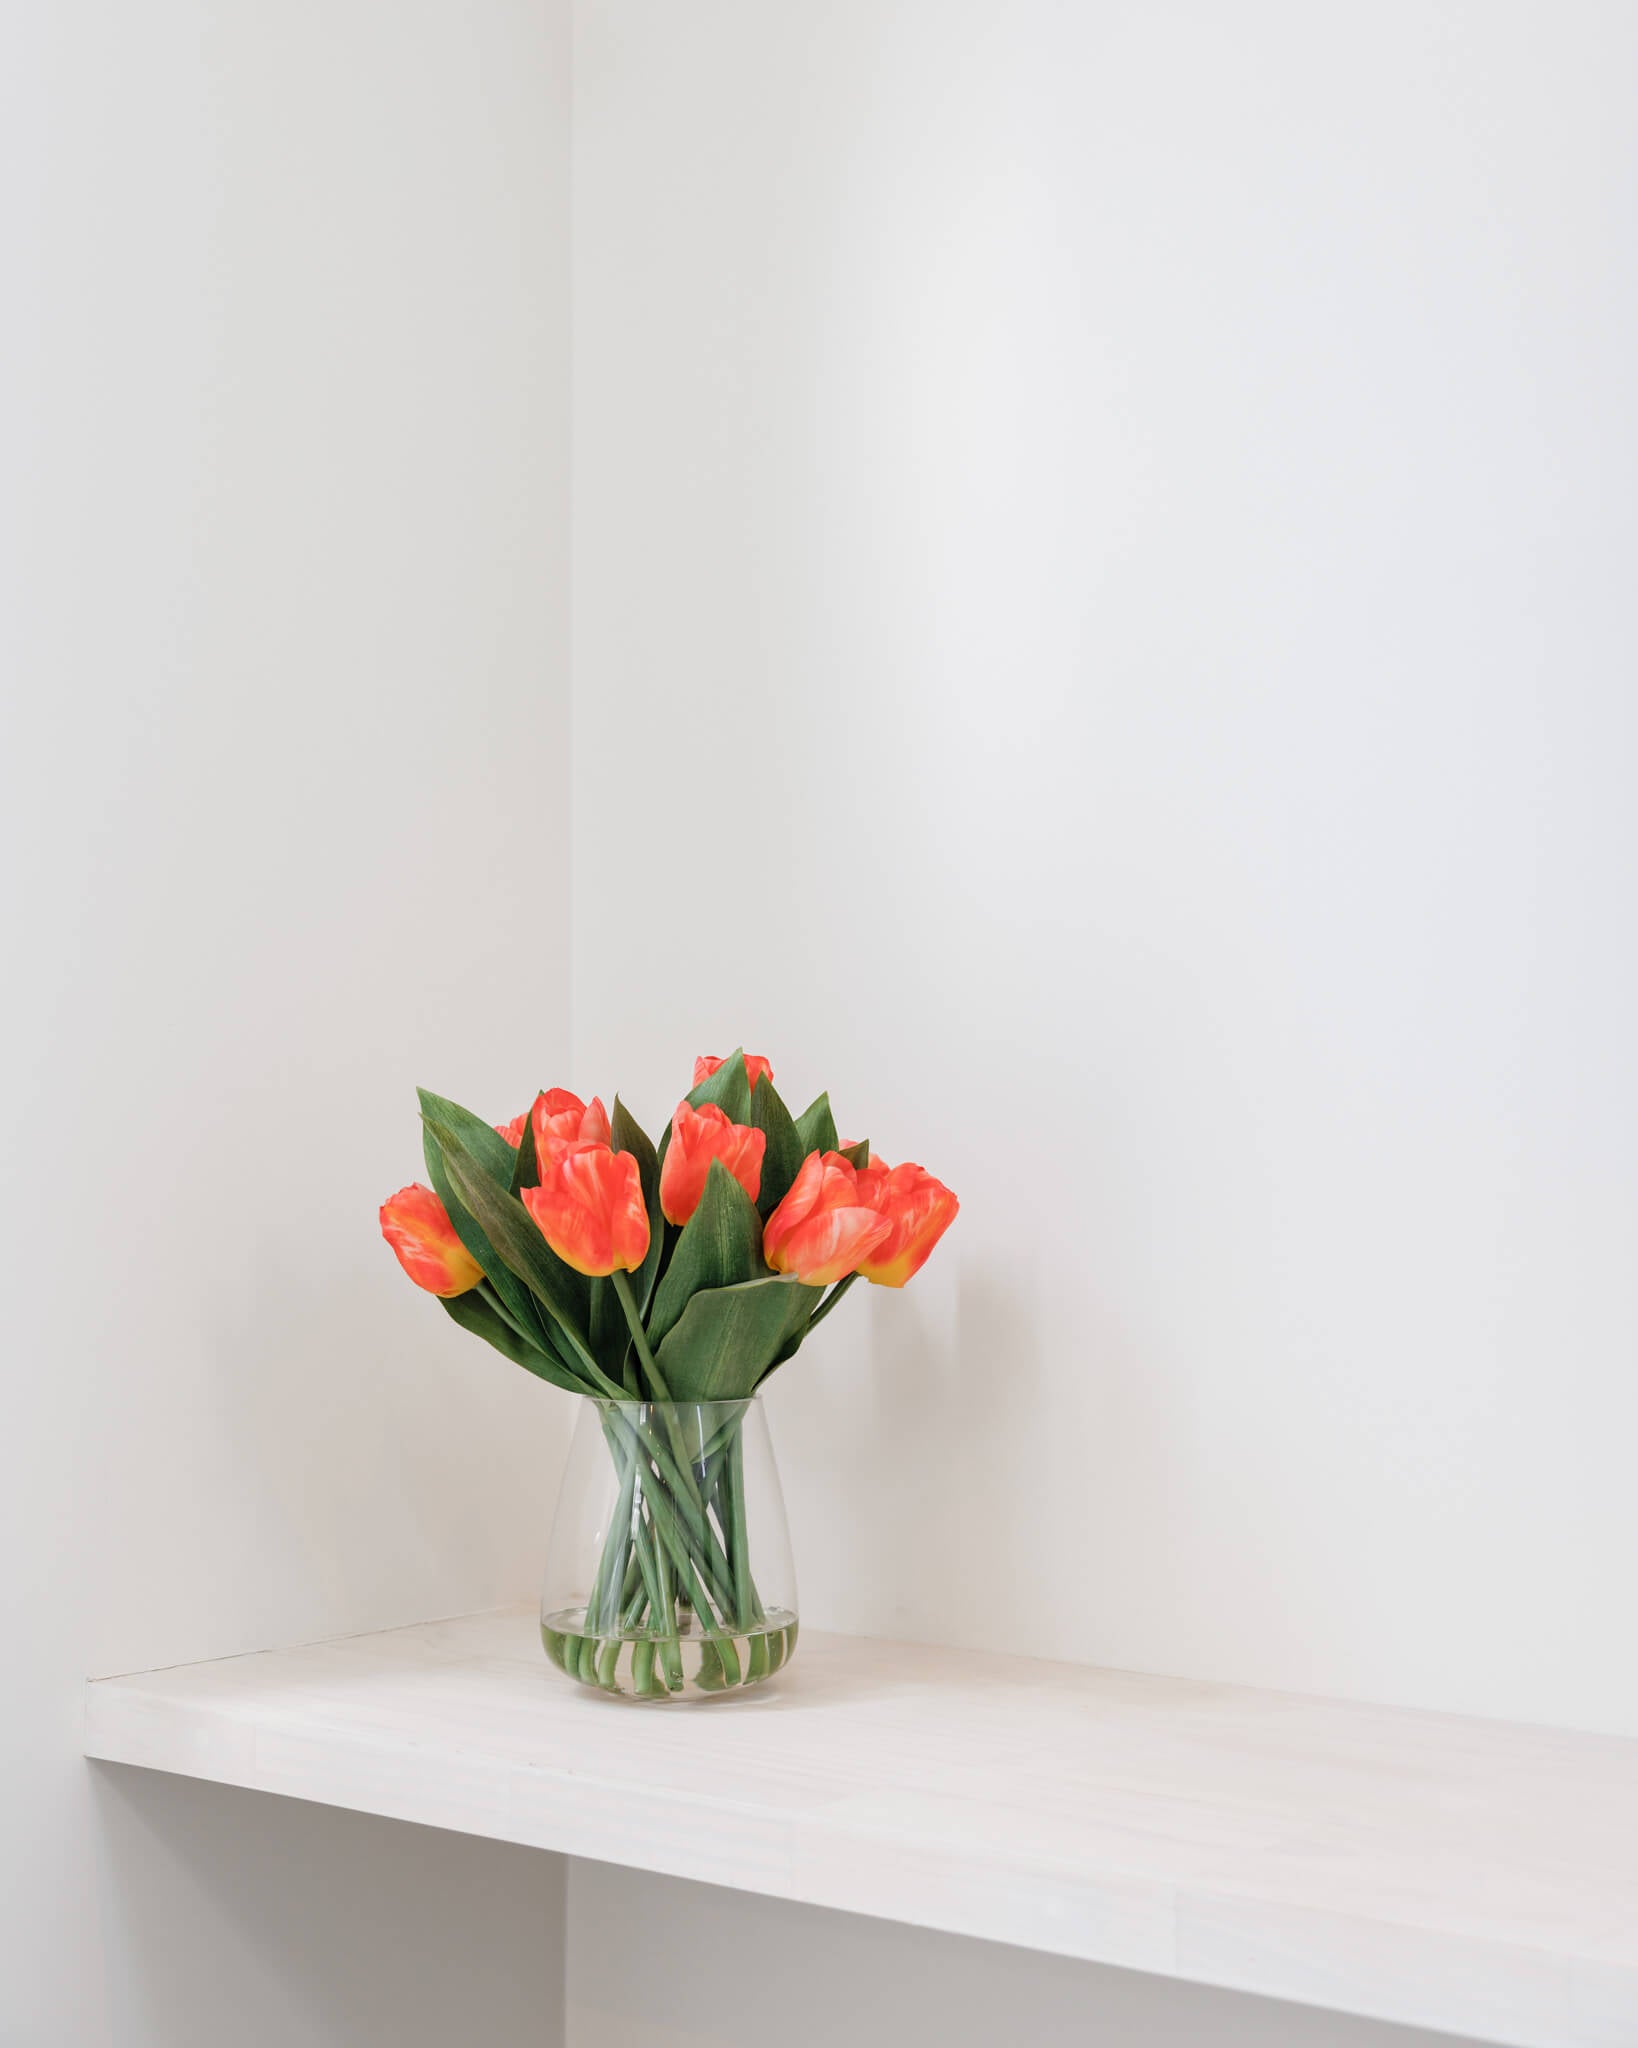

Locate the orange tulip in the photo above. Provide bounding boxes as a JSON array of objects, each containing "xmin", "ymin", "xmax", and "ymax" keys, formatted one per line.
[
  {"xmin": 522, "ymin": 1145, "xmax": 649, "ymax": 1278},
  {"xmin": 660, "ymin": 1100, "xmax": 766, "ymax": 1225},
  {"xmin": 694, "ymin": 1052, "xmax": 774, "ymax": 1093},
  {"xmin": 380, "ymin": 1184, "xmax": 483, "ymax": 1297},
  {"xmin": 495, "ymin": 1111, "xmax": 529, "ymax": 1148},
  {"xmin": 855, "ymin": 1155, "xmax": 959, "ymax": 1288},
  {"xmin": 531, "ymin": 1087, "xmax": 612, "ymax": 1166},
  {"xmin": 762, "ymin": 1150, "xmax": 892, "ymax": 1285}
]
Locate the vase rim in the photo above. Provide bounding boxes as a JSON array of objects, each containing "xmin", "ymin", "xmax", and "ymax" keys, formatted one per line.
[{"xmin": 587, "ymin": 1392, "xmax": 761, "ymax": 1408}]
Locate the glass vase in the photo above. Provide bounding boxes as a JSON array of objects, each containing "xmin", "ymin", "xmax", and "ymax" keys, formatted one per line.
[{"xmin": 539, "ymin": 1397, "xmax": 797, "ymax": 1700}]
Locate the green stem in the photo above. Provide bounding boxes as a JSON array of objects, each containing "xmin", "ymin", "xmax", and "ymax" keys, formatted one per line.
[
  {"xmin": 507, "ymin": 1279, "xmax": 622, "ymax": 1399},
  {"xmin": 603, "ymin": 1407, "xmax": 736, "ymax": 1604},
  {"xmin": 611, "ymin": 1269, "xmax": 666, "ymax": 1399},
  {"xmin": 636, "ymin": 1449, "xmax": 737, "ymax": 1619},
  {"xmin": 803, "ymin": 1270, "xmax": 859, "ymax": 1335},
  {"xmin": 477, "ymin": 1281, "xmax": 588, "ymax": 1384},
  {"xmin": 578, "ymin": 1353, "xmax": 633, "ymax": 1403},
  {"xmin": 640, "ymin": 1505, "xmax": 684, "ymax": 1691},
  {"xmin": 591, "ymin": 1425, "xmax": 641, "ymax": 1635},
  {"xmin": 722, "ymin": 1426, "xmax": 762, "ymax": 1628},
  {"xmin": 596, "ymin": 1433, "xmax": 710, "ymax": 1691},
  {"xmin": 476, "ymin": 1280, "xmax": 538, "ymax": 1348}
]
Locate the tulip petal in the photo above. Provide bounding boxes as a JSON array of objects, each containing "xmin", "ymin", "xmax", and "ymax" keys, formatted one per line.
[
  {"xmin": 660, "ymin": 1099, "xmax": 766, "ymax": 1225},
  {"xmin": 761, "ymin": 1149, "xmax": 897, "ymax": 1285},
  {"xmin": 856, "ymin": 1164, "xmax": 960, "ymax": 1288},
  {"xmin": 530, "ymin": 1088, "xmax": 612, "ymax": 1171},
  {"xmin": 777, "ymin": 1206, "xmax": 892, "ymax": 1287},
  {"xmin": 380, "ymin": 1184, "xmax": 484, "ymax": 1297},
  {"xmin": 523, "ymin": 1145, "xmax": 649, "ymax": 1279},
  {"xmin": 761, "ymin": 1149, "xmax": 822, "ymax": 1269}
]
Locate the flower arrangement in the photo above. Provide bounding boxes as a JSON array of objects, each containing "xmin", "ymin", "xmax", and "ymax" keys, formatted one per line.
[{"xmin": 380, "ymin": 1050, "xmax": 957, "ymax": 1696}]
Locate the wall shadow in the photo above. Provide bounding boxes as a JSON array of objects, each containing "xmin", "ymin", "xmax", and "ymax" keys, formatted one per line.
[
  {"xmin": 567, "ymin": 1862, "xmax": 1493, "ymax": 2048},
  {"xmin": 90, "ymin": 1764, "xmax": 564, "ymax": 2048}
]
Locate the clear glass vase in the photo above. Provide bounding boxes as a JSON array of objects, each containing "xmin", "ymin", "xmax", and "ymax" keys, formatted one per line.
[{"xmin": 540, "ymin": 1397, "xmax": 797, "ymax": 1700}]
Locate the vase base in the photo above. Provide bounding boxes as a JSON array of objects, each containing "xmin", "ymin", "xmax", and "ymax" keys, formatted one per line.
[{"xmin": 540, "ymin": 1607, "xmax": 798, "ymax": 1700}]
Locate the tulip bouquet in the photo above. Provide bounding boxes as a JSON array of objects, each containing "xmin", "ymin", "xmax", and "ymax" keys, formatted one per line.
[{"xmin": 381, "ymin": 1051, "xmax": 957, "ymax": 1696}]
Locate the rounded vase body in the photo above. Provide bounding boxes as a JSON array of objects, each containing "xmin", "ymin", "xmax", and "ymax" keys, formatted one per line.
[{"xmin": 540, "ymin": 1397, "xmax": 797, "ymax": 1700}]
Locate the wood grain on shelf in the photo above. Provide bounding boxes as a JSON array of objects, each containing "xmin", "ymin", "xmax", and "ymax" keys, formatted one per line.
[{"xmin": 84, "ymin": 1608, "xmax": 1638, "ymax": 2048}]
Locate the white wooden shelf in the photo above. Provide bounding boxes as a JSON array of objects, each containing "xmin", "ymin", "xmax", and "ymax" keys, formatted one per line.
[{"xmin": 84, "ymin": 1607, "xmax": 1638, "ymax": 2047}]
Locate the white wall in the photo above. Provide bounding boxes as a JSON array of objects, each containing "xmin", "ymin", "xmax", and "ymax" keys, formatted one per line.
[
  {"xmin": 567, "ymin": 1863, "xmax": 1488, "ymax": 2048},
  {"xmin": 1, "ymin": 3, "xmax": 573, "ymax": 2041},
  {"xmin": 569, "ymin": 5, "xmax": 1638, "ymax": 2037},
  {"xmin": 9, "ymin": 2, "xmax": 1635, "ymax": 2041},
  {"xmin": 571, "ymin": 0, "xmax": 1638, "ymax": 1740}
]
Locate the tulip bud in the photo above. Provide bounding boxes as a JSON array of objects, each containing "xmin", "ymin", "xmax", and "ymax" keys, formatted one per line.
[
  {"xmin": 855, "ymin": 1156, "xmax": 959, "ymax": 1288},
  {"xmin": 531, "ymin": 1088, "xmax": 612, "ymax": 1167},
  {"xmin": 693, "ymin": 1052, "xmax": 774, "ymax": 1093},
  {"xmin": 522, "ymin": 1144, "xmax": 649, "ymax": 1278},
  {"xmin": 762, "ymin": 1151, "xmax": 892, "ymax": 1286},
  {"xmin": 660, "ymin": 1100, "xmax": 766, "ymax": 1225},
  {"xmin": 380, "ymin": 1184, "xmax": 484, "ymax": 1297}
]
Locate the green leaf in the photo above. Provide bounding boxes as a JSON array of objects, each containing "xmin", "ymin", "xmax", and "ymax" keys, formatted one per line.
[
  {"xmin": 440, "ymin": 1291, "xmax": 587, "ymax": 1395},
  {"xmin": 611, "ymin": 1095, "xmax": 664, "ymax": 1316},
  {"xmin": 687, "ymin": 1049, "xmax": 753, "ymax": 1126},
  {"xmin": 840, "ymin": 1138, "xmax": 870, "ymax": 1170},
  {"xmin": 440, "ymin": 1287, "xmax": 530, "ymax": 1363},
  {"xmin": 794, "ymin": 1091, "xmax": 839, "ymax": 1157},
  {"xmin": 509, "ymin": 1110, "xmax": 540, "ymax": 1196},
  {"xmin": 761, "ymin": 1284, "xmax": 843, "ymax": 1378},
  {"xmin": 646, "ymin": 1158, "xmax": 764, "ymax": 1350},
  {"xmin": 587, "ymin": 1278, "xmax": 628, "ymax": 1381},
  {"xmin": 422, "ymin": 1101, "xmax": 552, "ymax": 1353},
  {"xmin": 424, "ymin": 1089, "xmax": 591, "ymax": 1324},
  {"xmin": 611, "ymin": 1094, "xmax": 657, "ymax": 1185},
  {"xmin": 744, "ymin": 1075, "xmax": 805, "ymax": 1218},
  {"xmin": 761, "ymin": 1329, "xmax": 805, "ymax": 1379},
  {"xmin": 419, "ymin": 1091, "xmax": 598, "ymax": 1383},
  {"xmin": 418, "ymin": 1088, "xmax": 519, "ymax": 1189},
  {"xmin": 533, "ymin": 1312, "xmax": 599, "ymax": 1383},
  {"xmin": 654, "ymin": 1274, "xmax": 823, "ymax": 1401}
]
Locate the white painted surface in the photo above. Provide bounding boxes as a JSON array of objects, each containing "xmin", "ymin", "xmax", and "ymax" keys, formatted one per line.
[
  {"xmin": 3, "ymin": 4, "xmax": 573, "ymax": 2040},
  {"xmin": 83, "ymin": 1608, "xmax": 1638, "ymax": 2048},
  {"xmin": 570, "ymin": 0, "xmax": 1638, "ymax": 1739},
  {"xmin": 94, "ymin": 1772, "xmax": 563, "ymax": 2048},
  {"xmin": 567, "ymin": 1864, "xmax": 1489, "ymax": 2048},
  {"xmin": 17, "ymin": 1, "xmax": 1638, "ymax": 2040}
]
